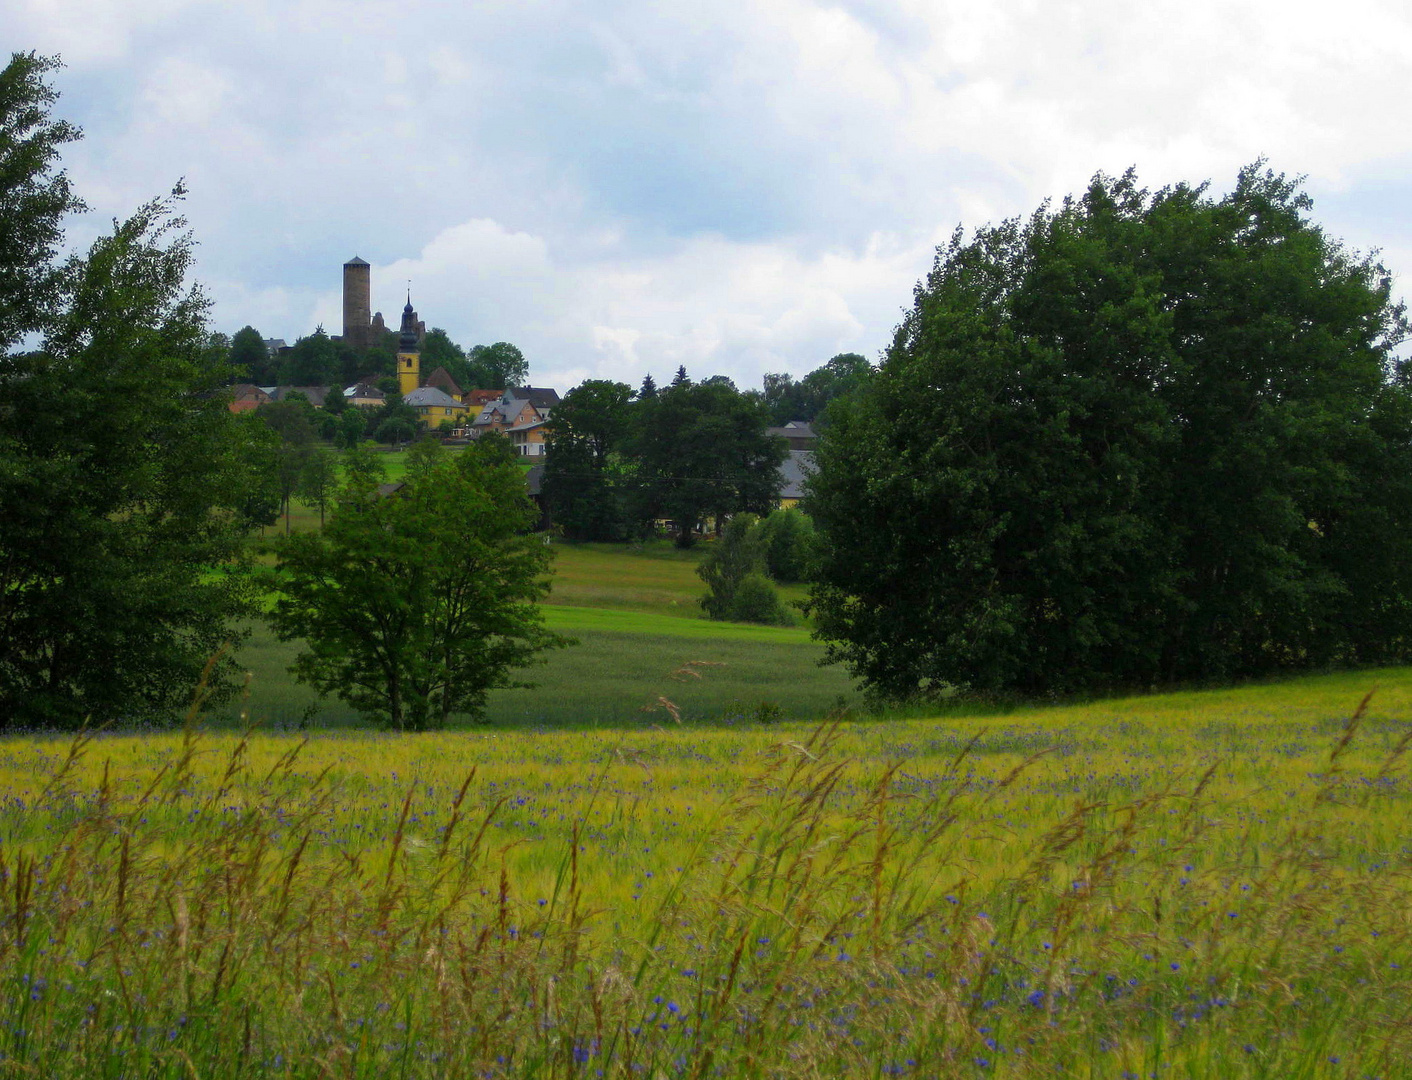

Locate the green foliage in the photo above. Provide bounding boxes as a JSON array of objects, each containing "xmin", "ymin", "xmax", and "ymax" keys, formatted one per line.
[
  {"xmin": 758, "ymin": 353, "xmax": 873, "ymax": 425},
  {"xmin": 362, "ymin": 337, "xmax": 397, "ymax": 380},
  {"xmin": 630, "ymin": 374, "xmax": 788, "ymax": 546},
  {"xmin": 542, "ymin": 379, "xmax": 634, "ymax": 541},
  {"xmin": 808, "ymin": 163, "xmax": 1412, "ymax": 699},
  {"xmin": 755, "ymin": 507, "xmax": 818, "ymax": 583},
  {"xmin": 403, "ymin": 436, "xmax": 444, "ymax": 481},
  {"xmin": 0, "ymin": 54, "xmax": 260, "ymax": 726},
  {"xmin": 341, "ymin": 442, "xmax": 386, "ymax": 484},
  {"xmin": 730, "ymin": 572, "xmax": 793, "ymax": 625},
  {"xmin": 297, "ymin": 449, "xmax": 338, "ymax": 527},
  {"xmin": 227, "ymin": 413, "xmax": 283, "ymax": 530},
  {"xmin": 698, "ymin": 515, "xmax": 793, "ymax": 625},
  {"xmin": 0, "ymin": 51, "xmax": 84, "ymax": 351},
  {"xmin": 375, "ymin": 416, "xmax": 415, "ymax": 445},
  {"xmin": 336, "ymin": 406, "xmax": 368, "ymax": 448},
  {"xmin": 467, "ymin": 340, "xmax": 528, "ymax": 389},
  {"xmin": 268, "ymin": 440, "xmax": 569, "ymax": 729},
  {"xmin": 256, "ymin": 399, "xmax": 316, "ymax": 534},
  {"xmin": 281, "ymin": 326, "xmax": 340, "ymax": 386},
  {"xmin": 200, "ymin": 330, "xmax": 230, "ymax": 373},
  {"xmin": 420, "ymin": 326, "xmax": 471, "ymax": 388},
  {"xmin": 369, "ymin": 391, "xmax": 418, "ymax": 444},
  {"xmin": 229, "ymin": 324, "xmax": 270, "ymax": 382}
]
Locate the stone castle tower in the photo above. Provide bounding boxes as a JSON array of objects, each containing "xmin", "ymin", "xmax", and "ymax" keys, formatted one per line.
[
  {"xmin": 340, "ymin": 256, "xmax": 393, "ymax": 351},
  {"xmin": 397, "ymin": 294, "xmax": 422, "ymax": 397},
  {"xmin": 342, "ymin": 257, "xmax": 372, "ymax": 350}
]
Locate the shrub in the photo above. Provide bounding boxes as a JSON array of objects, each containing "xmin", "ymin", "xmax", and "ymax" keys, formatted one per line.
[
  {"xmin": 757, "ymin": 508, "xmax": 818, "ymax": 583},
  {"xmin": 729, "ymin": 571, "xmax": 793, "ymax": 626}
]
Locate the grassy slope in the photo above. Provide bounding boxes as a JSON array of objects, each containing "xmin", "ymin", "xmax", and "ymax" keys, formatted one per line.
[{"xmin": 219, "ymin": 537, "xmax": 857, "ymax": 729}]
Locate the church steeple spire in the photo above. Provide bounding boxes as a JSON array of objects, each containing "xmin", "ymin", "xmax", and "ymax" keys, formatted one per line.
[{"xmin": 396, "ymin": 291, "xmax": 422, "ymax": 396}]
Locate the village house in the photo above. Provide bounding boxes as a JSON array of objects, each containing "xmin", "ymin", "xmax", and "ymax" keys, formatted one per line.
[
  {"xmin": 766, "ymin": 421, "xmax": 817, "ymax": 451},
  {"xmin": 227, "ymin": 384, "xmax": 271, "ymax": 413},
  {"xmin": 469, "ymin": 389, "xmax": 547, "ymax": 438},
  {"xmin": 505, "ymin": 417, "xmax": 549, "ymax": 457},
  {"xmin": 777, "ymin": 450, "xmax": 814, "ymax": 510},
  {"xmin": 345, "ymin": 379, "xmax": 386, "ymax": 408},
  {"xmin": 403, "ymin": 385, "xmax": 470, "ymax": 426}
]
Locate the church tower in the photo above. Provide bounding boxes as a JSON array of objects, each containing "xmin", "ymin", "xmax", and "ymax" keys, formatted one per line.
[{"xmin": 397, "ymin": 293, "xmax": 421, "ymax": 397}]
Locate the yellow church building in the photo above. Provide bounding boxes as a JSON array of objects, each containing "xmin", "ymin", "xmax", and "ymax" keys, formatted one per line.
[
  {"xmin": 393, "ymin": 293, "xmax": 470, "ymax": 426},
  {"xmin": 396, "ymin": 295, "xmax": 422, "ymax": 397}
]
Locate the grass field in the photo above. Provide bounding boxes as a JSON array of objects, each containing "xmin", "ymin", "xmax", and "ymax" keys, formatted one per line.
[
  {"xmin": 1, "ymin": 670, "xmax": 1409, "ymax": 1076},
  {"xmin": 218, "ymin": 537, "xmax": 851, "ymax": 729}
]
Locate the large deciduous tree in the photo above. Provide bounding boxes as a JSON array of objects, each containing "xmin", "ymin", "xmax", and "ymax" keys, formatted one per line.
[
  {"xmin": 631, "ymin": 375, "xmax": 787, "ymax": 547},
  {"xmin": 282, "ymin": 326, "xmax": 341, "ymax": 386},
  {"xmin": 541, "ymin": 379, "xmax": 634, "ymax": 540},
  {"xmin": 0, "ymin": 52, "xmax": 261, "ymax": 726},
  {"xmin": 268, "ymin": 438, "xmax": 568, "ymax": 729},
  {"xmin": 807, "ymin": 164, "xmax": 1412, "ymax": 699},
  {"xmin": 468, "ymin": 341, "xmax": 529, "ymax": 389},
  {"xmin": 229, "ymin": 325, "xmax": 270, "ymax": 383}
]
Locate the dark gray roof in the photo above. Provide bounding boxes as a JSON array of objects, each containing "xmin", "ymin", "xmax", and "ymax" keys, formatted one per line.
[
  {"xmin": 511, "ymin": 386, "xmax": 560, "ymax": 409},
  {"xmin": 344, "ymin": 256, "xmax": 369, "ymax": 267},
  {"xmin": 271, "ymin": 385, "xmax": 330, "ymax": 407},
  {"xmin": 767, "ymin": 421, "xmax": 817, "ymax": 439},
  {"xmin": 403, "ymin": 386, "xmax": 463, "ymax": 408},
  {"xmin": 777, "ymin": 450, "xmax": 814, "ymax": 501}
]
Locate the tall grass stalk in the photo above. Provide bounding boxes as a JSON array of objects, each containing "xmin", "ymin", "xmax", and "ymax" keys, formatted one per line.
[{"xmin": 0, "ymin": 700, "xmax": 1409, "ymax": 1076}]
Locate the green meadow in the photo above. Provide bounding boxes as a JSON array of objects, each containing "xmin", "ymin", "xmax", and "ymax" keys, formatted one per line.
[{"xmin": 223, "ymin": 534, "xmax": 857, "ymax": 729}]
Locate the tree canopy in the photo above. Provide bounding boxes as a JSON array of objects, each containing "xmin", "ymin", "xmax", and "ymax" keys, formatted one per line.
[
  {"xmin": 0, "ymin": 51, "xmax": 82, "ymax": 352},
  {"xmin": 807, "ymin": 164, "xmax": 1412, "ymax": 699},
  {"xmin": 229, "ymin": 325, "xmax": 271, "ymax": 382},
  {"xmin": 0, "ymin": 52, "xmax": 261, "ymax": 725},
  {"xmin": 758, "ymin": 353, "xmax": 874, "ymax": 425},
  {"xmin": 541, "ymin": 379, "xmax": 635, "ymax": 541},
  {"xmin": 630, "ymin": 375, "xmax": 787, "ymax": 546},
  {"xmin": 468, "ymin": 341, "xmax": 529, "ymax": 389}
]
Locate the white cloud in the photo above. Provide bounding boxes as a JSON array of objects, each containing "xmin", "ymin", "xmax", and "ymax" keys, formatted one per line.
[
  {"xmin": 11, "ymin": 0, "xmax": 1411, "ymax": 388},
  {"xmin": 350, "ymin": 217, "xmax": 927, "ymax": 388}
]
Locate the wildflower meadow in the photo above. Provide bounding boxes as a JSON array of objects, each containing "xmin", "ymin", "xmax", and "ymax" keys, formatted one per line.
[{"xmin": 0, "ymin": 669, "xmax": 1409, "ymax": 1078}]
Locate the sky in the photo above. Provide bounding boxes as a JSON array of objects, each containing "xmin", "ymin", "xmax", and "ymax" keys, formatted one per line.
[{"xmin": 8, "ymin": 0, "xmax": 1412, "ymax": 391}]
